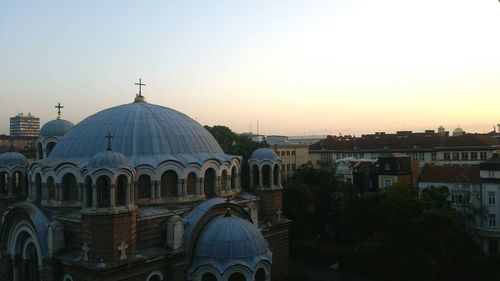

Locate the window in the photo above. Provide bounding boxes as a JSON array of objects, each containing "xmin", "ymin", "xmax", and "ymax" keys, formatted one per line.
[
  {"xmin": 360, "ymin": 153, "xmax": 364, "ymax": 158},
  {"xmin": 451, "ymin": 193, "xmax": 470, "ymax": 205},
  {"xmin": 431, "ymin": 153, "xmax": 437, "ymax": 161},
  {"xmin": 336, "ymin": 153, "xmax": 341, "ymax": 160},
  {"xmin": 489, "ymin": 171, "xmax": 495, "ymax": 178},
  {"xmin": 471, "ymin": 152, "xmax": 478, "ymax": 160},
  {"xmin": 489, "ymin": 191, "xmax": 496, "ymax": 205},
  {"xmin": 461, "ymin": 152, "xmax": 469, "ymax": 160},
  {"xmin": 444, "ymin": 153, "xmax": 450, "ymax": 160},
  {"xmin": 480, "ymin": 152, "xmax": 487, "ymax": 160},
  {"xmin": 384, "ymin": 164, "xmax": 390, "ymax": 171},
  {"xmin": 489, "ymin": 214, "xmax": 496, "ymax": 227},
  {"xmin": 452, "ymin": 152, "xmax": 459, "ymax": 160},
  {"xmin": 280, "ymin": 151, "xmax": 285, "ymax": 156},
  {"xmin": 287, "ymin": 164, "xmax": 291, "ymax": 172},
  {"xmin": 286, "ymin": 151, "xmax": 291, "ymax": 156},
  {"xmin": 291, "ymin": 150, "xmax": 296, "ymax": 156},
  {"xmin": 384, "ymin": 179, "xmax": 393, "ymax": 188},
  {"xmin": 419, "ymin": 153, "xmax": 425, "ymax": 160},
  {"xmin": 292, "ymin": 164, "xmax": 296, "ymax": 171}
]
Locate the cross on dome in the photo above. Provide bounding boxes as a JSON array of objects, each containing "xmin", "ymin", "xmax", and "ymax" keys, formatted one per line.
[
  {"xmin": 135, "ymin": 78, "xmax": 146, "ymax": 97},
  {"xmin": 105, "ymin": 132, "xmax": 114, "ymax": 151},
  {"xmin": 54, "ymin": 102, "xmax": 64, "ymax": 119}
]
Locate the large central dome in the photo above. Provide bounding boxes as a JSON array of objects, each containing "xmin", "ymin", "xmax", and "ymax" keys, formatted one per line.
[{"xmin": 49, "ymin": 101, "xmax": 225, "ymax": 164}]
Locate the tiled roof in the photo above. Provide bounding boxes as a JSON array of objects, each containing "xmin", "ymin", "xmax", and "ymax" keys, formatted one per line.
[
  {"xmin": 418, "ymin": 165, "xmax": 480, "ymax": 183},
  {"xmin": 310, "ymin": 132, "xmax": 500, "ymax": 151}
]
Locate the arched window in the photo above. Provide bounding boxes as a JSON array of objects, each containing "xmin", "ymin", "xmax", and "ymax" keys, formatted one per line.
[
  {"xmin": 221, "ymin": 170, "xmax": 228, "ymax": 192},
  {"xmin": 231, "ymin": 166, "xmax": 238, "ymax": 189},
  {"xmin": 229, "ymin": 272, "xmax": 246, "ymax": 281},
  {"xmin": 255, "ymin": 268, "xmax": 266, "ymax": 281},
  {"xmin": 23, "ymin": 242, "xmax": 39, "ymax": 281},
  {"xmin": 96, "ymin": 176, "xmax": 110, "ymax": 208},
  {"xmin": 201, "ymin": 272, "xmax": 217, "ymax": 281},
  {"xmin": 35, "ymin": 173, "xmax": 42, "ymax": 202},
  {"xmin": 252, "ymin": 165, "xmax": 259, "ymax": 187},
  {"xmin": 116, "ymin": 175, "xmax": 128, "ymax": 206},
  {"xmin": 161, "ymin": 170, "xmax": 178, "ymax": 198},
  {"xmin": 146, "ymin": 271, "xmax": 164, "ymax": 281},
  {"xmin": 138, "ymin": 174, "xmax": 152, "ymax": 199},
  {"xmin": 84, "ymin": 177, "xmax": 92, "ymax": 208},
  {"xmin": 47, "ymin": 176, "xmax": 55, "ymax": 201},
  {"xmin": 13, "ymin": 171, "xmax": 23, "ymax": 195},
  {"xmin": 46, "ymin": 142, "xmax": 56, "ymax": 157},
  {"xmin": 37, "ymin": 142, "xmax": 43, "ymax": 160},
  {"xmin": 273, "ymin": 164, "xmax": 280, "ymax": 186},
  {"xmin": 204, "ymin": 168, "xmax": 216, "ymax": 197},
  {"xmin": 62, "ymin": 173, "xmax": 78, "ymax": 201},
  {"xmin": 0, "ymin": 171, "xmax": 8, "ymax": 195},
  {"xmin": 186, "ymin": 172, "xmax": 197, "ymax": 195},
  {"xmin": 262, "ymin": 165, "xmax": 271, "ymax": 188}
]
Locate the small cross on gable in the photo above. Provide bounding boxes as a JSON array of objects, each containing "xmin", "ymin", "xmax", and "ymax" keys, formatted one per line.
[
  {"xmin": 82, "ymin": 242, "xmax": 89, "ymax": 261},
  {"xmin": 276, "ymin": 208, "xmax": 283, "ymax": 223},
  {"xmin": 118, "ymin": 241, "xmax": 129, "ymax": 260}
]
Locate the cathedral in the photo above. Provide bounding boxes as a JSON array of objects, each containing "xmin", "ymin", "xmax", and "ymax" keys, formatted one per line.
[{"xmin": 0, "ymin": 88, "xmax": 290, "ymax": 281}]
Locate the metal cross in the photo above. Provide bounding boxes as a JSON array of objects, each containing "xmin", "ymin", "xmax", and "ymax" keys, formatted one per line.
[
  {"xmin": 54, "ymin": 102, "xmax": 64, "ymax": 119},
  {"xmin": 105, "ymin": 132, "xmax": 113, "ymax": 151},
  {"xmin": 82, "ymin": 242, "xmax": 89, "ymax": 261},
  {"xmin": 134, "ymin": 78, "xmax": 146, "ymax": 97},
  {"xmin": 118, "ymin": 241, "xmax": 128, "ymax": 260}
]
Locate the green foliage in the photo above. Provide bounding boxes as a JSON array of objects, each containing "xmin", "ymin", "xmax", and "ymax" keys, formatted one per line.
[{"xmin": 204, "ymin": 125, "xmax": 267, "ymax": 190}]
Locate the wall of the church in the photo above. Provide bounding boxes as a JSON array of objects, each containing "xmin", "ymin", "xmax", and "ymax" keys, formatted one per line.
[{"xmin": 263, "ymin": 222, "xmax": 290, "ymax": 281}]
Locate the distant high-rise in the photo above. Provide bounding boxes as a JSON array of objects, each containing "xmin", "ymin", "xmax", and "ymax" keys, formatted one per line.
[{"xmin": 9, "ymin": 113, "xmax": 40, "ymax": 137}]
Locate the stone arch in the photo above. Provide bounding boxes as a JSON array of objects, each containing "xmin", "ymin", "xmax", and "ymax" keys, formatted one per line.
[
  {"xmin": 96, "ymin": 175, "xmax": 111, "ymax": 208},
  {"xmin": 84, "ymin": 176, "xmax": 92, "ymax": 208},
  {"xmin": 61, "ymin": 173, "xmax": 78, "ymax": 201},
  {"xmin": 201, "ymin": 272, "xmax": 218, "ymax": 281},
  {"xmin": 228, "ymin": 272, "xmax": 246, "ymax": 281},
  {"xmin": 116, "ymin": 174, "xmax": 128, "ymax": 206},
  {"xmin": 137, "ymin": 174, "xmax": 152, "ymax": 199},
  {"xmin": 45, "ymin": 142, "xmax": 56, "ymax": 158},
  {"xmin": 161, "ymin": 170, "xmax": 178, "ymax": 198},
  {"xmin": 63, "ymin": 274, "xmax": 74, "ymax": 281},
  {"xmin": 46, "ymin": 176, "xmax": 56, "ymax": 202},
  {"xmin": 193, "ymin": 266, "xmax": 221, "ymax": 281},
  {"xmin": 186, "ymin": 172, "xmax": 197, "ymax": 195},
  {"xmin": 204, "ymin": 168, "xmax": 217, "ymax": 197},
  {"xmin": 262, "ymin": 165, "xmax": 271, "ymax": 188},
  {"xmin": 253, "ymin": 262, "xmax": 271, "ymax": 281},
  {"xmin": 220, "ymin": 170, "xmax": 228, "ymax": 193},
  {"xmin": 146, "ymin": 270, "xmax": 164, "ymax": 281},
  {"xmin": 223, "ymin": 265, "xmax": 253, "ymax": 281},
  {"xmin": 7, "ymin": 221, "xmax": 43, "ymax": 281},
  {"xmin": 231, "ymin": 165, "xmax": 238, "ymax": 189}
]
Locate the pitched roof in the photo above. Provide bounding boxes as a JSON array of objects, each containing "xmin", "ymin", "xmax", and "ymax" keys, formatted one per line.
[
  {"xmin": 309, "ymin": 132, "xmax": 500, "ymax": 151},
  {"xmin": 418, "ymin": 165, "xmax": 480, "ymax": 183}
]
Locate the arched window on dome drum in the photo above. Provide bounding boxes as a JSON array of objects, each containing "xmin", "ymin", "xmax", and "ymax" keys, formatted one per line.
[
  {"xmin": 221, "ymin": 170, "xmax": 228, "ymax": 192},
  {"xmin": 273, "ymin": 164, "xmax": 279, "ymax": 186},
  {"xmin": 228, "ymin": 272, "xmax": 246, "ymax": 281},
  {"xmin": 186, "ymin": 172, "xmax": 196, "ymax": 195},
  {"xmin": 35, "ymin": 173, "xmax": 42, "ymax": 202},
  {"xmin": 97, "ymin": 176, "xmax": 111, "ymax": 208},
  {"xmin": 161, "ymin": 170, "xmax": 178, "ymax": 198},
  {"xmin": 84, "ymin": 177, "xmax": 92, "ymax": 208},
  {"xmin": 47, "ymin": 176, "xmax": 55, "ymax": 201},
  {"xmin": 46, "ymin": 142, "xmax": 56, "ymax": 158},
  {"xmin": 116, "ymin": 175, "xmax": 128, "ymax": 206},
  {"xmin": 62, "ymin": 173, "xmax": 78, "ymax": 201},
  {"xmin": 0, "ymin": 171, "xmax": 8, "ymax": 195},
  {"xmin": 37, "ymin": 142, "xmax": 43, "ymax": 160},
  {"xmin": 13, "ymin": 171, "xmax": 23, "ymax": 195},
  {"xmin": 231, "ymin": 166, "xmax": 238, "ymax": 189},
  {"xmin": 204, "ymin": 168, "xmax": 216, "ymax": 197},
  {"xmin": 262, "ymin": 165, "xmax": 271, "ymax": 188},
  {"xmin": 138, "ymin": 174, "xmax": 151, "ymax": 199},
  {"xmin": 255, "ymin": 268, "xmax": 267, "ymax": 281},
  {"xmin": 201, "ymin": 272, "xmax": 217, "ymax": 281},
  {"xmin": 252, "ymin": 165, "xmax": 259, "ymax": 188}
]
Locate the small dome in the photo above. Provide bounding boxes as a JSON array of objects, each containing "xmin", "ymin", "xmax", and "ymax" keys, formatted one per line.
[
  {"xmin": 0, "ymin": 152, "xmax": 28, "ymax": 168},
  {"xmin": 88, "ymin": 150, "xmax": 130, "ymax": 169},
  {"xmin": 452, "ymin": 127, "xmax": 464, "ymax": 136},
  {"xmin": 250, "ymin": 148, "xmax": 279, "ymax": 162},
  {"xmin": 189, "ymin": 214, "xmax": 272, "ymax": 273},
  {"xmin": 40, "ymin": 119, "xmax": 74, "ymax": 137}
]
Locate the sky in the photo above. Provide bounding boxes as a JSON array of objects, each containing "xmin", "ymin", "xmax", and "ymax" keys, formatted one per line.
[{"xmin": 0, "ymin": 0, "xmax": 499, "ymax": 136}]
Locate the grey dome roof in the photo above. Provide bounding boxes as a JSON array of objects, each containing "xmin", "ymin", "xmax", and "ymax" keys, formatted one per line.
[
  {"xmin": 250, "ymin": 148, "xmax": 279, "ymax": 162},
  {"xmin": 88, "ymin": 150, "xmax": 130, "ymax": 169},
  {"xmin": 0, "ymin": 152, "xmax": 28, "ymax": 168},
  {"xmin": 189, "ymin": 214, "xmax": 272, "ymax": 274},
  {"xmin": 48, "ymin": 102, "xmax": 232, "ymax": 166},
  {"xmin": 40, "ymin": 119, "xmax": 74, "ymax": 137}
]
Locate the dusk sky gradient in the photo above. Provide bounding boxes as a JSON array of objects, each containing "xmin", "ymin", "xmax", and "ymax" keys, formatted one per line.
[{"xmin": 1, "ymin": 0, "xmax": 499, "ymax": 136}]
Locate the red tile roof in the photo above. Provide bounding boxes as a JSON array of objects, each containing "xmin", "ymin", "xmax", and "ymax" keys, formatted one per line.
[{"xmin": 418, "ymin": 165, "xmax": 480, "ymax": 183}]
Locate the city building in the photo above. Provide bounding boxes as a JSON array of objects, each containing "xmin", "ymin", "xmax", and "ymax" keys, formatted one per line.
[
  {"xmin": 309, "ymin": 129, "xmax": 500, "ymax": 170},
  {"xmin": 418, "ymin": 155, "xmax": 500, "ymax": 254},
  {"xmin": 9, "ymin": 113, "xmax": 40, "ymax": 137},
  {"xmin": 0, "ymin": 135, "xmax": 37, "ymax": 155},
  {"xmin": 0, "ymin": 93, "xmax": 289, "ymax": 281},
  {"xmin": 266, "ymin": 136, "xmax": 309, "ymax": 180}
]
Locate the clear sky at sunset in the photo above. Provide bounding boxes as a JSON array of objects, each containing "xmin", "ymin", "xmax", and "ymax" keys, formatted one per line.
[{"xmin": 1, "ymin": 0, "xmax": 499, "ymax": 136}]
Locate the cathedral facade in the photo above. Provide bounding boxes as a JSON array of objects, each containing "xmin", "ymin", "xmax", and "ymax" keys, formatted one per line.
[{"xmin": 0, "ymin": 94, "xmax": 289, "ymax": 281}]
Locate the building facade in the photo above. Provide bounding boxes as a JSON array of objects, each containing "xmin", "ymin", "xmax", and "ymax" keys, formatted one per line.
[
  {"xmin": 9, "ymin": 113, "xmax": 40, "ymax": 137},
  {"xmin": 0, "ymin": 94, "xmax": 289, "ymax": 281}
]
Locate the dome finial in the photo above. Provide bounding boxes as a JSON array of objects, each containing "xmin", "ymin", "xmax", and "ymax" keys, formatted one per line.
[
  {"xmin": 105, "ymin": 132, "xmax": 114, "ymax": 151},
  {"xmin": 134, "ymin": 78, "xmax": 147, "ymax": 103},
  {"xmin": 54, "ymin": 102, "xmax": 64, "ymax": 119}
]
